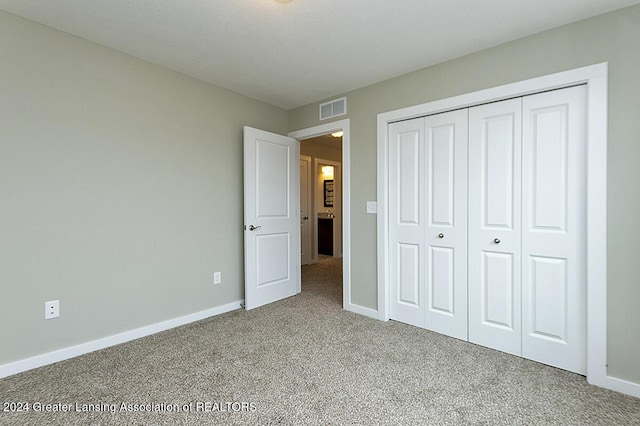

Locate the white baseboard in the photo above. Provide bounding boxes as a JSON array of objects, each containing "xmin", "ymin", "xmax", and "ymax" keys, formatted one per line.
[
  {"xmin": 599, "ymin": 375, "xmax": 640, "ymax": 399},
  {"xmin": 344, "ymin": 302, "xmax": 378, "ymax": 320},
  {"xmin": 0, "ymin": 300, "xmax": 243, "ymax": 379}
]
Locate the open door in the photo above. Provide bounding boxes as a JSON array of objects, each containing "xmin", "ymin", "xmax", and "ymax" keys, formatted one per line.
[{"xmin": 243, "ymin": 126, "xmax": 300, "ymax": 310}]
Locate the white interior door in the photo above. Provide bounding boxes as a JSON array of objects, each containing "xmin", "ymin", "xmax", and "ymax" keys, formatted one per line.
[
  {"xmin": 424, "ymin": 110, "xmax": 468, "ymax": 340},
  {"xmin": 521, "ymin": 86, "xmax": 586, "ymax": 374},
  {"xmin": 300, "ymin": 156, "xmax": 312, "ymax": 265},
  {"xmin": 468, "ymin": 98, "xmax": 523, "ymax": 356},
  {"xmin": 243, "ymin": 126, "xmax": 300, "ymax": 310},
  {"xmin": 388, "ymin": 118, "xmax": 426, "ymax": 327}
]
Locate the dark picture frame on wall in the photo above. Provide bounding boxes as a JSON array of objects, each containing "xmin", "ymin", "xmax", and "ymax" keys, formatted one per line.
[{"xmin": 324, "ymin": 180, "xmax": 334, "ymax": 207}]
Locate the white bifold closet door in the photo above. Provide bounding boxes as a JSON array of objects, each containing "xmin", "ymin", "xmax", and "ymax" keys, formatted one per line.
[
  {"xmin": 468, "ymin": 86, "xmax": 586, "ymax": 374},
  {"xmin": 389, "ymin": 118, "xmax": 426, "ymax": 328},
  {"xmin": 520, "ymin": 86, "xmax": 586, "ymax": 374},
  {"xmin": 388, "ymin": 85, "xmax": 586, "ymax": 374},
  {"xmin": 389, "ymin": 110, "xmax": 468, "ymax": 340},
  {"xmin": 468, "ymin": 98, "xmax": 523, "ymax": 357}
]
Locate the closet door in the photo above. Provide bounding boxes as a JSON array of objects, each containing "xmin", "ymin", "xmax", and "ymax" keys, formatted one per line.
[
  {"xmin": 469, "ymin": 99, "xmax": 523, "ymax": 356},
  {"xmin": 521, "ymin": 86, "xmax": 586, "ymax": 374},
  {"xmin": 389, "ymin": 118, "xmax": 426, "ymax": 327},
  {"xmin": 424, "ymin": 110, "xmax": 468, "ymax": 340}
]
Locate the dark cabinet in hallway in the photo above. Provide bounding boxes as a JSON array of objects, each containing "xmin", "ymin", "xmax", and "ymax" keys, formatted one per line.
[{"xmin": 318, "ymin": 218, "xmax": 333, "ymax": 256}]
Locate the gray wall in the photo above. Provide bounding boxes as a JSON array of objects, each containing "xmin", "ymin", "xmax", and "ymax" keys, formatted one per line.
[
  {"xmin": 289, "ymin": 5, "xmax": 640, "ymax": 384},
  {"xmin": 0, "ymin": 11, "xmax": 288, "ymax": 364}
]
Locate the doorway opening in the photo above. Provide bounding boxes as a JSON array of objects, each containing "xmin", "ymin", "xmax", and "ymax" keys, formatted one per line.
[
  {"xmin": 299, "ymin": 134, "xmax": 343, "ymax": 306},
  {"xmin": 289, "ymin": 119, "xmax": 352, "ymax": 312}
]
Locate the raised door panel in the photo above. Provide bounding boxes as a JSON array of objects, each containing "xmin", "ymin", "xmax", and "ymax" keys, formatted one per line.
[
  {"xmin": 256, "ymin": 233, "xmax": 291, "ymax": 287},
  {"xmin": 424, "ymin": 109, "xmax": 468, "ymax": 340},
  {"xmin": 482, "ymin": 252, "xmax": 515, "ymax": 330},
  {"xmin": 399, "ymin": 131, "xmax": 421, "ymax": 225},
  {"xmin": 256, "ymin": 139, "xmax": 290, "ymax": 218},
  {"xmin": 522, "ymin": 86, "xmax": 586, "ymax": 374},
  {"xmin": 529, "ymin": 106, "xmax": 568, "ymax": 232},
  {"xmin": 398, "ymin": 243, "xmax": 421, "ymax": 307},
  {"xmin": 483, "ymin": 116, "xmax": 516, "ymax": 230},
  {"xmin": 388, "ymin": 118, "xmax": 426, "ymax": 327},
  {"xmin": 468, "ymin": 99, "xmax": 522, "ymax": 356},
  {"xmin": 528, "ymin": 256, "xmax": 567, "ymax": 341},
  {"xmin": 429, "ymin": 125, "xmax": 455, "ymax": 226},
  {"xmin": 429, "ymin": 247, "xmax": 454, "ymax": 314}
]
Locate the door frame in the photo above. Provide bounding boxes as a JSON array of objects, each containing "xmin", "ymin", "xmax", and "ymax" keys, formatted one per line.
[
  {"xmin": 289, "ymin": 119, "xmax": 352, "ymax": 313},
  {"xmin": 376, "ymin": 63, "xmax": 624, "ymax": 395},
  {"xmin": 300, "ymin": 155, "xmax": 313, "ymax": 265}
]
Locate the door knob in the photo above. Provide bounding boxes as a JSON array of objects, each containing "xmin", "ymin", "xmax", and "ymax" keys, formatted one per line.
[
  {"xmin": 438, "ymin": 233, "xmax": 444, "ymax": 238},
  {"xmin": 249, "ymin": 225, "xmax": 262, "ymax": 231},
  {"xmin": 303, "ymin": 216, "xmax": 309, "ymax": 220},
  {"xmin": 494, "ymin": 238, "xmax": 500, "ymax": 244}
]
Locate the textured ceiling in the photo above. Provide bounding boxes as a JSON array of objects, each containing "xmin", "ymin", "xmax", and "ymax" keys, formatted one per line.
[{"xmin": 1, "ymin": 0, "xmax": 638, "ymax": 109}]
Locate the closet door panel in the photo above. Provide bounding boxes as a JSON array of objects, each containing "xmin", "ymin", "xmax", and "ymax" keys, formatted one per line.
[
  {"xmin": 389, "ymin": 118, "xmax": 426, "ymax": 328},
  {"xmin": 469, "ymin": 98, "xmax": 522, "ymax": 356},
  {"xmin": 522, "ymin": 86, "xmax": 586, "ymax": 374},
  {"xmin": 429, "ymin": 246, "xmax": 454, "ymax": 312},
  {"xmin": 482, "ymin": 251, "xmax": 515, "ymax": 329},
  {"xmin": 398, "ymin": 243, "xmax": 421, "ymax": 306},
  {"xmin": 425, "ymin": 109, "xmax": 468, "ymax": 340}
]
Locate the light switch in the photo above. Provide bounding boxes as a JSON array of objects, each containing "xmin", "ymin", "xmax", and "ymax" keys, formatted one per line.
[{"xmin": 366, "ymin": 201, "xmax": 377, "ymax": 214}]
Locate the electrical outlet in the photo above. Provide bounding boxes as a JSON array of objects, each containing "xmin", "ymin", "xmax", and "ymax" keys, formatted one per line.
[
  {"xmin": 45, "ymin": 300, "xmax": 60, "ymax": 320},
  {"xmin": 214, "ymin": 272, "xmax": 221, "ymax": 285}
]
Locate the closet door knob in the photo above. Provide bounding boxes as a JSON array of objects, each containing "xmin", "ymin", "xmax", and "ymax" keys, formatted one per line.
[
  {"xmin": 438, "ymin": 233, "xmax": 444, "ymax": 239},
  {"xmin": 494, "ymin": 238, "xmax": 501, "ymax": 244}
]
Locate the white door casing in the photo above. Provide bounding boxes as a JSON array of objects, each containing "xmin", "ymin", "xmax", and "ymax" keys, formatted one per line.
[
  {"xmin": 424, "ymin": 110, "xmax": 468, "ymax": 340},
  {"xmin": 468, "ymin": 98, "xmax": 523, "ymax": 357},
  {"xmin": 300, "ymin": 155, "xmax": 312, "ymax": 265},
  {"xmin": 521, "ymin": 86, "xmax": 587, "ymax": 374},
  {"xmin": 243, "ymin": 126, "xmax": 300, "ymax": 310}
]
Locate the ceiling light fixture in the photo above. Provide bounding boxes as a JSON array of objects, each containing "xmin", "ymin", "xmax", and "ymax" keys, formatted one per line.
[{"xmin": 330, "ymin": 131, "xmax": 343, "ymax": 138}]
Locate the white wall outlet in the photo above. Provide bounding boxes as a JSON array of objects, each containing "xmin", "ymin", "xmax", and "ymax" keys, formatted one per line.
[
  {"xmin": 214, "ymin": 272, "xmax": 221, "ymax": 285},
  {"xmin": 366, "ymin": 201, "xmax": 377, "ymax": 214},
  {"xmin": 45, "ymin": 300, "xmax": 60, "ymax": 320}
]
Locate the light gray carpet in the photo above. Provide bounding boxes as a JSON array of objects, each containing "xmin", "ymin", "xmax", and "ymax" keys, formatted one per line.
[{"xmin": 1, "ymin": 256, "xmax": 639, "ymax": 425}]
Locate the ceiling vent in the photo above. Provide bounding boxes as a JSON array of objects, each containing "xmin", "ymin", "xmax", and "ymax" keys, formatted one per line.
[{"xmin": 319, "ymin": 97, "xmax": 347, "ymax": 120}]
